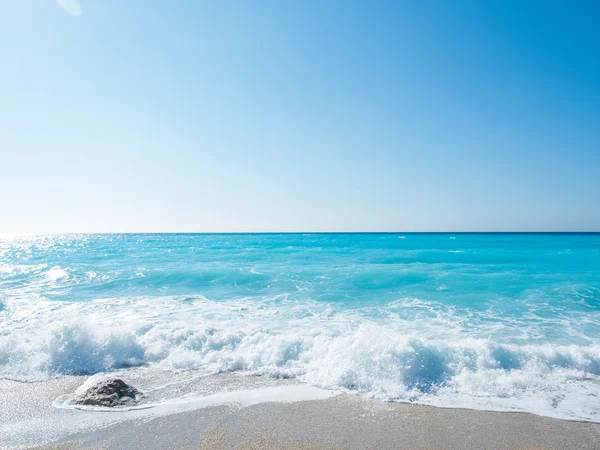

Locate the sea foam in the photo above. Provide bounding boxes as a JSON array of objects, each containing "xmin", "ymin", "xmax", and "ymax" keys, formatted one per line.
[{"xmin": 1, "ymin": 295, "xmax": 600, "ymax": 422}]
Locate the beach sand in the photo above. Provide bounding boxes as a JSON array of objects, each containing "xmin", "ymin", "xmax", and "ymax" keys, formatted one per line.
[
  {"xmin": 3, "ymin": 374, "xmax": 599, "ymax": 450},
  {"xmin": 27, "ymin": 394, "xmax": 600, "ymax": 450}
]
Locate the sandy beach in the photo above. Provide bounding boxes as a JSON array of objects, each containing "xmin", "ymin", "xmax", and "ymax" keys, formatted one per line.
[
  {"xmin": 2, "ymin": 374, "xmax": 598, "ymax": 450},
  {"xmin": 30, "ymin": 395, "xmax": 600, "ymax": 450}
]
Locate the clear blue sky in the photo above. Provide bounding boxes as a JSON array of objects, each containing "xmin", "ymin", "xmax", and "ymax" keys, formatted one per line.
[{"xmin": 1, "ymin": 1, "xmax": 599, "ymax": 232}]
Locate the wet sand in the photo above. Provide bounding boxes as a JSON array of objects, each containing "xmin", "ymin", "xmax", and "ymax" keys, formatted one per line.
[{"xmin": 30, "ymin": 394, "xmax": 600, "ymax": 450}]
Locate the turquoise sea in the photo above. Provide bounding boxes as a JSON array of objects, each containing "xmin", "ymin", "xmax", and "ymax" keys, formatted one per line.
[{"xmin": 1, "ymin": 233, "xmax": 600, "ymax": 421}]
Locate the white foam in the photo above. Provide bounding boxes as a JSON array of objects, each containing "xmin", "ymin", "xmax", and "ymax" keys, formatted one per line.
[
  {"xmin": 54, "ymin": 383, "xmax": 336, "ymax": 413},
  {"xmin": 1, "ymin": 296, "xmax": 600, "ymax": 422},
  {"xmin": 0, "ymin": 263, "xmax": 14, "ymax": 274},
  {"xmin": 46, "ymin": 266, "xmax": 68, "ymax": 282}
]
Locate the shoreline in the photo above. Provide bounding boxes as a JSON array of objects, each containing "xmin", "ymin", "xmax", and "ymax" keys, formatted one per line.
[
  {"xmin": 29, "ymin": 394, "xmax": 600, "ymax": 450},
  {"xmin": 3, "ymin": 373, "xmax": 599, "ymax": 450}
]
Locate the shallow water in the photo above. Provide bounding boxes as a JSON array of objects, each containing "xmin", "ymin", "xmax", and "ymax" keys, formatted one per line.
[{"xmin": 1, "ymin": 233, "xmax": 600, "ymax": 422}]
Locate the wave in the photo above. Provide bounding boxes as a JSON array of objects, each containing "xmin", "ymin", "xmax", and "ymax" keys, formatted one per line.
[{"xmin": 1, "ymin": 296, "xmax": 600, "ymax": 421}]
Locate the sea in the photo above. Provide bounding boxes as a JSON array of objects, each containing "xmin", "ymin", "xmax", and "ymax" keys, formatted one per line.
[{"xmin": 1, "ymin": 233, "xmax": 600, "ymax": 423}]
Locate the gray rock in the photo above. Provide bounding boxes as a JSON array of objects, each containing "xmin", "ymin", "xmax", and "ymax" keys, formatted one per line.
[{"xmin": 74, "ymin": 378, "xmax": 143, "ymax": 407}]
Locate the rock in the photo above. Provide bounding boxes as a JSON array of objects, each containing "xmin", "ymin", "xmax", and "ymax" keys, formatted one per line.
[{"xmin": 74, "ymin": 378, "xmax": 143, "ymax": 407}]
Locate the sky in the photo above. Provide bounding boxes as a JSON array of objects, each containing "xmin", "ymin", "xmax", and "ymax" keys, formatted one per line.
[{"xmin": 1, "ymin": 1, "xmax": 599, "ymax": 232}]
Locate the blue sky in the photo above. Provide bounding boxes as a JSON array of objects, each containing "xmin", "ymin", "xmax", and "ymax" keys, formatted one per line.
[{"xmin": 1, "ymin": 1, "xmax": 599, "ymax": 232}]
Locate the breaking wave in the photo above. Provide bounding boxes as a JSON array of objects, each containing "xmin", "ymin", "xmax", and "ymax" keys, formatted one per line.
[{"xmin": 1, "ymin": 295, "xmax": 600, "ymax": 422}]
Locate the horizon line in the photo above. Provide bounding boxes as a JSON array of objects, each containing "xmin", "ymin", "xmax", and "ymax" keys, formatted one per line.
[{"xmin": 1, "ymin": 231, "xmax": 600, "ymax": 236}]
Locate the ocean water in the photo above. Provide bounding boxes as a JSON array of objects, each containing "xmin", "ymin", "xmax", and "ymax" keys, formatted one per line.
[{"xmin": 1, "ymin": 233, "xmax": 600, "ymax": 421}]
